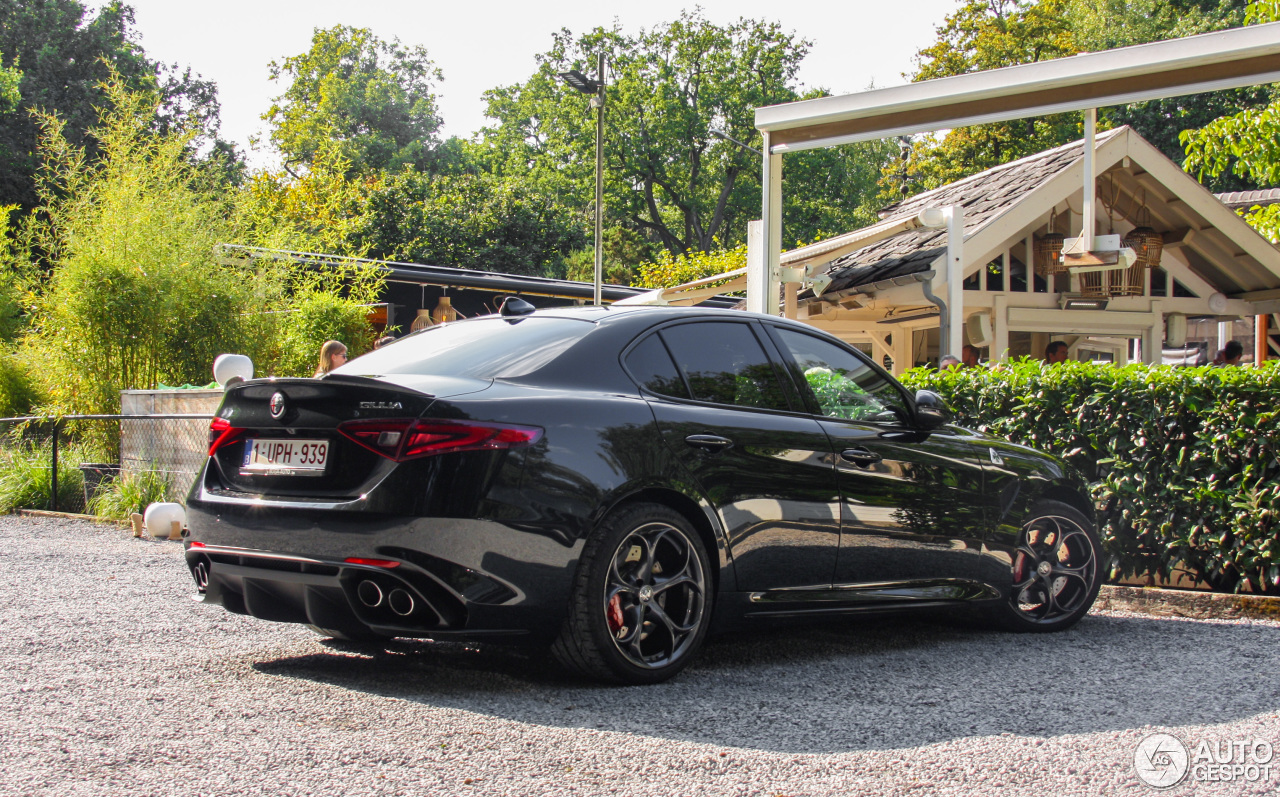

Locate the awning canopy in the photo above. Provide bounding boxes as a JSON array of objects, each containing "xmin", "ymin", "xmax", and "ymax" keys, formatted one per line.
[{"xmin": 756, "ymin": 22, "xmax": 1280, "ymax": 153}]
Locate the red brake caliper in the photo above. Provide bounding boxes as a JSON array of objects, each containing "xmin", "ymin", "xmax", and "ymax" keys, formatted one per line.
[{"xmin": 606, "ymin": 593, "xmax": 624, "ymax": 634}]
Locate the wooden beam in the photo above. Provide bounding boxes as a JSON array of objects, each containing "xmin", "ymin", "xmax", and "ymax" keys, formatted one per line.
[
  {"xmin": 1162, "ymin": 227, "xmax": 1193, "ymax": 247},
  {"xmin": 1156, "ymin": 244, "xmax": 1220, "ymax": 300},
  {"xmin": 1129, "ymin": 134, "xmax": 1280, "ymax": 281},
  {"xmin": 1232, "ymin": 287, "xmax": 1280, "ymax": 301}
]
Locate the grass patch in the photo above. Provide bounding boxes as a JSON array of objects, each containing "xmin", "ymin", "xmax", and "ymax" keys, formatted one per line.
[
  {"xmin": 0, "ymin": 440, "xmax": 86, "ymax": 512},
  {"xmin": 87, "ymin": 467, "xmax": 173, "ymax": 521}
]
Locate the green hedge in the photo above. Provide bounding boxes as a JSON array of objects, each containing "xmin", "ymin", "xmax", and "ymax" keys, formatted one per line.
[{"xmin": 901, "ymin": 359, "xmax": 1280, "ymax": 595}]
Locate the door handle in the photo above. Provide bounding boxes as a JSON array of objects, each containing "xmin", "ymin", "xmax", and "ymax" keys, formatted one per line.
[
  {"xmin": 685, "ymin": 434, "xmax": 733, "ymax": 453},
  {"xmin": 840, "ymin": 447, "xmax": 882, "ymax": 467}
]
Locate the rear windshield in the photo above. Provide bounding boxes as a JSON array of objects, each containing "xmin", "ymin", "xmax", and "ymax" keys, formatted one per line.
[{"xmin": 331, "ymin": 316, "xmax": 594, "ymax": 380}]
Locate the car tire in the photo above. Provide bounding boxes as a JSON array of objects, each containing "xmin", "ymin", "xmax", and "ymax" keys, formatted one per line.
[
  {"xmin": 993, "ymin": 500, "xmax": 1102, "ymax": 632},
  {"xmin": 550, "ymin": 502, "xmax": 713, "ymax": 685}
]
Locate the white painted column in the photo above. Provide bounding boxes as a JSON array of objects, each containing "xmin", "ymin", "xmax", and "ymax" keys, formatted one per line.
[
  {"xmin": 1024, "ymin": 233, "xmax": 1034, "ymax": 292},
  {"xmin": 759, "ymin": 132, "xmax": 783, "ymax": 316},
  {"xmin": 946, "ymin": 205, "xmax": 964, "ymax": 360},
  {"xmin": 1218, "ymin": 320, "xmax": 1233, "ymax": 353},
  {"xmin": 1082, "ymin": 108, "xmax": 1096, "ymax": 252},
  {"xmin": 746, "ymin": 220, "xmax": 764, "ymax": 313},
  {"xmin": 993, "ymin": 294, "xmax": 1009, "ymax": 362},
  {"xmin": 891, "ymin": 329, "xmax": 913, "ymax": 376},
  {"xmin": 1146, "ymin": 302, "xmax": 1164, "ymax": 364}
]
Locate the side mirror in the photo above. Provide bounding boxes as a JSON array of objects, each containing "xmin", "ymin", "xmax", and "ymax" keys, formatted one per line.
[{"xmin": 914, "ymin": 389, "xmax": 950, "ymax": 429}]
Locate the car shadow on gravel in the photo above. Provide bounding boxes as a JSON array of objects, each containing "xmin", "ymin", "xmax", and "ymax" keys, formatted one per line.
[{"xmin": 251, "ymin": 611, "xmax": 1280, "ymax": 754}]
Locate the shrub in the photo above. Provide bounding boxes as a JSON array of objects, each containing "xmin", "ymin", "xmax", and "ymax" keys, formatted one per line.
[
  {"xmin": 22, "ymin": 78, "xmax": 258, "ymax": 415},
  {"xmin": 635, "ymin": 245, "xmax": 747, "ymax": 291},
  {"xmin": 88, "ymin": 468, "xmax": 172, "ymax": 521},
  {"xmin": 0, "ymin": 438, "xmax": 85, "ymax": 513},
  {"xmin": 0, "ymin": 351, "xmax": 41, "ymax": 418},
  {"xmin": 272, "ymin": 268, "xmax": 380, "ymax": 377},
  {"xmin": 901, "ymin": 359, "xmax": 1280, "ymax": 594}
]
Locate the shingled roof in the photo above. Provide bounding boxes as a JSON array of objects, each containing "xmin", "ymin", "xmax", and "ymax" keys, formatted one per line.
[
  {"xmin": 819, "ymin": 127, "xmax": 1128, "ymax": 295},
  {"xmin": 1215, "ymin": 188, "xmax": 1280, "ymax": 210}
]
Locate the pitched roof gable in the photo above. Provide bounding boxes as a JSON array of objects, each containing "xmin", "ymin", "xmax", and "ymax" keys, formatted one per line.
[{"xmin": 819, "ymin": 127, "xmax": 1125, "ymax": 294}]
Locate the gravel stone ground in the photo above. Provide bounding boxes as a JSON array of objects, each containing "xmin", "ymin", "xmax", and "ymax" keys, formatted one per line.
[{"xmin": 2, "ymin": 515, "xmax": 1279, "ymax": 797}]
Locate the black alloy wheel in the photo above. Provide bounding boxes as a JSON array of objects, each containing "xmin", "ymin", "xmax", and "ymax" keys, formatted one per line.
[
  {"xmin": 998, "ymin": 500, "xmax": 1101, "ymax": 632},
  {"xmin": 552, "ymin": 503, "xmax": 712, "ymax": 684}
]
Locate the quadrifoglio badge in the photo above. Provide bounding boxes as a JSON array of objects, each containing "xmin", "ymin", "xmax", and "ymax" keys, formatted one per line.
[{"xmin": 1134, "ymin": 732, "xmax": 1274, "ymax": 789}]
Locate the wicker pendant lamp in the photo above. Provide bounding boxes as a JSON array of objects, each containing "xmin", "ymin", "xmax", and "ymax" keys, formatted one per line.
[
  {"xmin": 409, "ymin": 309, "xmax": 434, "ymax": 332},
  {"xmin": 1034, "ymin": 207, "xmax": 1067, "ymax": 276},
  {"xmin": 432, "ymin": 295, "xmax": 457, "ymax": 324},
  {"xmin": 1118, "ymin": 189, "xmax": 1161, "ymax": 296}
]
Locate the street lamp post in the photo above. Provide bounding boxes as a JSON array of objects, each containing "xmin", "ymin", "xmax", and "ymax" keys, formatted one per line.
[{"xmin": 559, "ymin": 54, "xmax": 606, "ymax": 306}]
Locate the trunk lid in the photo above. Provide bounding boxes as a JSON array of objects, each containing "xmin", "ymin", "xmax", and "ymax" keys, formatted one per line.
[{"xmin": 207, "ymin": 375, "xmax": 490, "ymax": 497}]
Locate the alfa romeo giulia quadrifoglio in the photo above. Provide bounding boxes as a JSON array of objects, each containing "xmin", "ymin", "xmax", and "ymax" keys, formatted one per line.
[{"xmin": 184, "ymin": 300, "xmax": 1101, "ymax": 684}]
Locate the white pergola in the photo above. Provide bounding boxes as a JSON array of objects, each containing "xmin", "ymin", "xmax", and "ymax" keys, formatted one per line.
[{"xmin": 751, "ymin": 21, "xmax": 1280, "ymax": 362}]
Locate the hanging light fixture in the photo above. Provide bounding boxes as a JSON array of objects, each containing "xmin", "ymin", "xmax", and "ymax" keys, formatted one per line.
[
  {"xmin": 432, "ymin": 295, "xmax": 457, "ymax": 325},
  {"xmin": 1034, "ymin": 206, "xmax": 1067, "ymax": 276},
  {"xmin": 410, "ymin": 309, "xmax": 434, "ymax": 332},
  {"xmin": 1123, "ymin": 189, "xmax": 1163, "ymax": 268}
]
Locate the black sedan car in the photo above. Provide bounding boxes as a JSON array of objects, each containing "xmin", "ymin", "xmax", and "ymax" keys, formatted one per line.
[{"xmin": 185, "ymin": 302, "xmax": 1100, "ymax": 684}]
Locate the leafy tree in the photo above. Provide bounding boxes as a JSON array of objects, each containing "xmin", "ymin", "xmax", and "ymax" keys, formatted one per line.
[
  {"xmin": 0, "ymin": 203, "xmax": 26, "ymax": 342},
  {"xmin": 21, "ymin": 77, "xmax": 257, "ymax": 415},
  {"xmin": 785, "ymin": 138, "xmax": 903, "ymax": 241},
  {"xmin": 353, "ymin": 170, "xmax": 587, "ymax": 276},
  {"xmin": 0, "ymin": 0, "xmax": 227, "ymax": 209},
  {"xmin": 562, "ymin": 227, "xmax": 658, "ymax": 285},
  {"xmin": 905, "ymin": 0, "xmax": 1084, "ymax": 191},
  {"xmin": 0, "ymin": 202, "xmax": 37, "ymax": 416},
  {"xmin": 238, "ymin": 142, "xmax": 373, "ymax": 257},
  {"xmin": 19, "ymin": 74, "xmax": 386, "ymax": 408},
  {"xmin": 1182, "ymin": 0, "xmax": 1280, "ymax": 239},
  {"xmin": 913, "ymin": 0, "xmax": 1077, "ymax": 81},
  {"xmin": 634, "ymin": 245, "xmax": 747, "ymax": 290},
  {"xmin": 265, "ymin": 25, "xmax": 444, "ymax": 177},
  {"xmin": 904, "ymin": 0, "xmax": 1266, "ymax": 191},
  {"xmin": 481, "ymin": 11, "xmax": 810, "ymax": 256},
  {"xmin": 0, "ymin": 50, "xmax": 17, "ymax": 113},
  {"xmin": 1076, "ymin": 0, "xmax": 1268, "ymax": 191}
]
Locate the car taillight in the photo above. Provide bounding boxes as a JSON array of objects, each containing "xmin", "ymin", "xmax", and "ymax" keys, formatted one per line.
[
  {"xmin": 207, "ymin": 417, "xmax": 247, "ymax": 456},
  {"xmin": 337, "ymin": 418, "xmax": 542, "ymax": 462}
]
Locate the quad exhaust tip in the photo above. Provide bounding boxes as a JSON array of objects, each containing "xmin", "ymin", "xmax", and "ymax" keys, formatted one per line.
[
  {"xmin": 192, "ymin": 561, "xmax": 209, "ymax": 591},
  {"xmin": 356, "ymin": 580, "xmax": 384, "ymax": 608},
  {"xmin": 388, "ymin": 589, "xmax": 415, "ymax": 617}
]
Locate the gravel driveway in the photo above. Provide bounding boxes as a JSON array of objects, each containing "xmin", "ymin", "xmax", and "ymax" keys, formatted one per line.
[{"xmin": 2, "ymin": 515, "xmax": 1278, "ymax": 797}]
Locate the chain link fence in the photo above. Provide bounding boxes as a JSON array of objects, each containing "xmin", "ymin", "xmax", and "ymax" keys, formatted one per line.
[{"xmin": 0, "ymin": 414, "xmax": 213, "ymax": 515}]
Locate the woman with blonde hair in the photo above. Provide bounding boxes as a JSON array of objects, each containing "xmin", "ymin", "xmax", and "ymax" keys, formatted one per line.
[{"xmin": 315, "ymin": 340, "xmax": 348, "ymax": 377}]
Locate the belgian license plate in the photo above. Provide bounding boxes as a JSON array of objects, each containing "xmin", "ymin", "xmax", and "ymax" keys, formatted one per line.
[{"xmin": 241, "ymin": 438, "xmax": 329, "ymax": 475}]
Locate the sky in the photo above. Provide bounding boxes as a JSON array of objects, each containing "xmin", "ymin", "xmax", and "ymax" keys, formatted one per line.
[{"xmin": 108, "ymin": 0, "xmax": 961, "ymax": 168}]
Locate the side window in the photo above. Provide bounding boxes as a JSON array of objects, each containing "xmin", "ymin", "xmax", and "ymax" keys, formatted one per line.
[
  {"xmin": 624, "ymin": 333, "xmax": 691, "ymax": 398},
  {"xmin": 659, "ymin": 322, "xmax": 790, "ymax": 411},
  {"xmin": 773, "ymin": 328, "xmax": 910, "ymax": 423}
]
